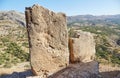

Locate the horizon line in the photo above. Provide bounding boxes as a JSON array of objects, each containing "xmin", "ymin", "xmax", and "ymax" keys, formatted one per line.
[{"xmin": 0, "ymin": 10, "xmax": 120, "ymax": 16}]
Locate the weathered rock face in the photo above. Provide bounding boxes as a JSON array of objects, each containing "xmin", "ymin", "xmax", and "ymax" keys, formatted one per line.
[
  {"xmin": 25, "ymin": 4, "xmax": 69, "ymax": 76},
  {"xmin": 69, "ymin": 30, "xmax": 96, "ymax": 63}
]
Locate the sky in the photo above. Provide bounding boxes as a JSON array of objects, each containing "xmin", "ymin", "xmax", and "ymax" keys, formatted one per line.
[{"xmin": 0, "ymin": 0, "xmax": 120, "ymax": 16}]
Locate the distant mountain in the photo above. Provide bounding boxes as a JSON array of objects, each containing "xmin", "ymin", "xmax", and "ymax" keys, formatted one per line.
[
  {"xmin": 67, "ymin": 14, "xmax": 120, "ymax": 26},
  {"xmin": 1, "ymin": 10, "xmax": 120, "ymax": 27},
  {"xmin": 0, "ymin": 10, "xmax": 26, "ymax": 37},
  {"xmin": 0, "ymin": 10, "xmax": 25, "ymax": 27}
]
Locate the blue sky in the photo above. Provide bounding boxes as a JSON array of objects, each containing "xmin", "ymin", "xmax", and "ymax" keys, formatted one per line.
[{"xmin": 0, "ymin": 0, "xmax": 120, "ymax": 16}]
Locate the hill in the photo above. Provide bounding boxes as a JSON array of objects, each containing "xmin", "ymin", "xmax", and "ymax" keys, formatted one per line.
[
  {"xmin": 67, "ymin": 14, "xmax": 120, "ymax": 26},
  {"xmin": 0, "ymin": 11, "xmax": 29, "ymax": 68},
  {"xmin": 0, "ymin": 10, "xmax": 25, "ymax": 27}
]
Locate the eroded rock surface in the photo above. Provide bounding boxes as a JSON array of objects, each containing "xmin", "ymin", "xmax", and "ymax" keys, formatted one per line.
[
  {"xmin": 69, "ymin": 30, "xmax": 96, "ymax": 63},
  {"xmin": 25, "ymin": 4, "xmax": 69, "ymax": 76}
]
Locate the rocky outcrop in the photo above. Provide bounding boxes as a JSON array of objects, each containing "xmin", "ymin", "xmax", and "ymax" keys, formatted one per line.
[
  {"xmin": 48, "ymin": 61, "xmax": 99, "ymax": 78},
  {"xmin": 116, "ymin": 73, "xmax": 120, "ymax": 78},
  {"xmin": 69, "ymin": 30, "xmax": 96, "ymax": 63},
  {"xmin": 25, "ymin": 4, "xmax": 98, "ymax": 78},
  {"xmin": 25, "ymin": 4, "xmax": 69, "ymax": 76},
  {"xmin": 27, "ymin": 61, "xmax": 99, "ymax": 78},
  {"xmin": 0, "ymin": 70, "xmax": 33, "ymax": 78}
]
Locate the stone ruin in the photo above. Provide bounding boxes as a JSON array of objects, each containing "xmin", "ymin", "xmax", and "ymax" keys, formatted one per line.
[{"xmin": 25, "ymin": 4, "xmax": 99, "ymax": 78}]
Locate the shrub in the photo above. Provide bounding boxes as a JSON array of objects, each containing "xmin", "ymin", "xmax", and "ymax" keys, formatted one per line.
[
  {"xmin": 68, "ymin": 28, "xmax": 76, "ymax": 37},
  {"xmin": 5, "ymin": 42, "xmax": 29, "ymax": 62},
  {"xmin": 3, "ymin": 61, "xmax": 12, "ymax": 68},
  {"xmin": 0, "ymin": 42, "xmax": 29, "ymax": 67},
  {"xmin": 22, "ymin": 42, "xmax": 29, "ymax": 48}
]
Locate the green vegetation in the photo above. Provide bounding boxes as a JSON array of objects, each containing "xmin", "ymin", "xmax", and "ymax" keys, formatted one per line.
[
  {"xmin": 22, "ymin": 42, "xmax": 29, "ymax": 48},
  {"xmin": 77, "ymin": 26, "xmax": 119, "ymax": 36},
  {"xmin": 68, "ymin": 28, "xmax": 76, "ymax": 37},
  {"xmin": 0, "ymin": 25, "xmax": 29, "ymax": 68},
  {"xmin": 0, "ymin": 11, "xmax": 28, "ymax": 68},
  {"xmin": 96, "ymin": 44, "xmax": 120, "ymax": 65},
  {"xmin": 0, "ymin": 42, "xmax": 29, "ymax": 68},
  {"xmin": 5, "ymin": 42, "xmax": 29, "ymax": 61}
]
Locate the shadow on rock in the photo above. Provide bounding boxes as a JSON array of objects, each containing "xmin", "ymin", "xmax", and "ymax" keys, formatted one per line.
[
  {"xmin": 48, "ymin": 61, "xmax": 100, "ymax": 78},
  {"xmin": 0, "ymin": 70, "xmax": 33, "ymax": 78},
  {"xmin": 100, "ymin": 70, "xmax": 120, "ymax": 78}
]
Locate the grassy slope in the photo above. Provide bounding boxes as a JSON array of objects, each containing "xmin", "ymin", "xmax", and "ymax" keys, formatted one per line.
[{"xmin": 0, "ymin": 11, "xmax": 30, "ymax": 68}]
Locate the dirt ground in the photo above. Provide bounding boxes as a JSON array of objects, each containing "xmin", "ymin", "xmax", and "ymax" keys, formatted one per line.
[
  {"xmin": 99, "ymin": 64, "xmax": 120, "ymax": 78},
  {"xmin": 0, "ymin": 62, "xmax": 31, "ymax": 75},
  {"xmin": 0, "ymin": 62, "xmax": 120, "ymax": 78}
]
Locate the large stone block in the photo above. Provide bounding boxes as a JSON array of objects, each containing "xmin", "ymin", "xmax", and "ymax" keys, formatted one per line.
[
  {"xmin": 69, "ymin": 30, "xmax": 96, "ymax": 63},
  {"xmin": 25, "ymin": 4, "xmax": 69, "ymax": 76}
]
